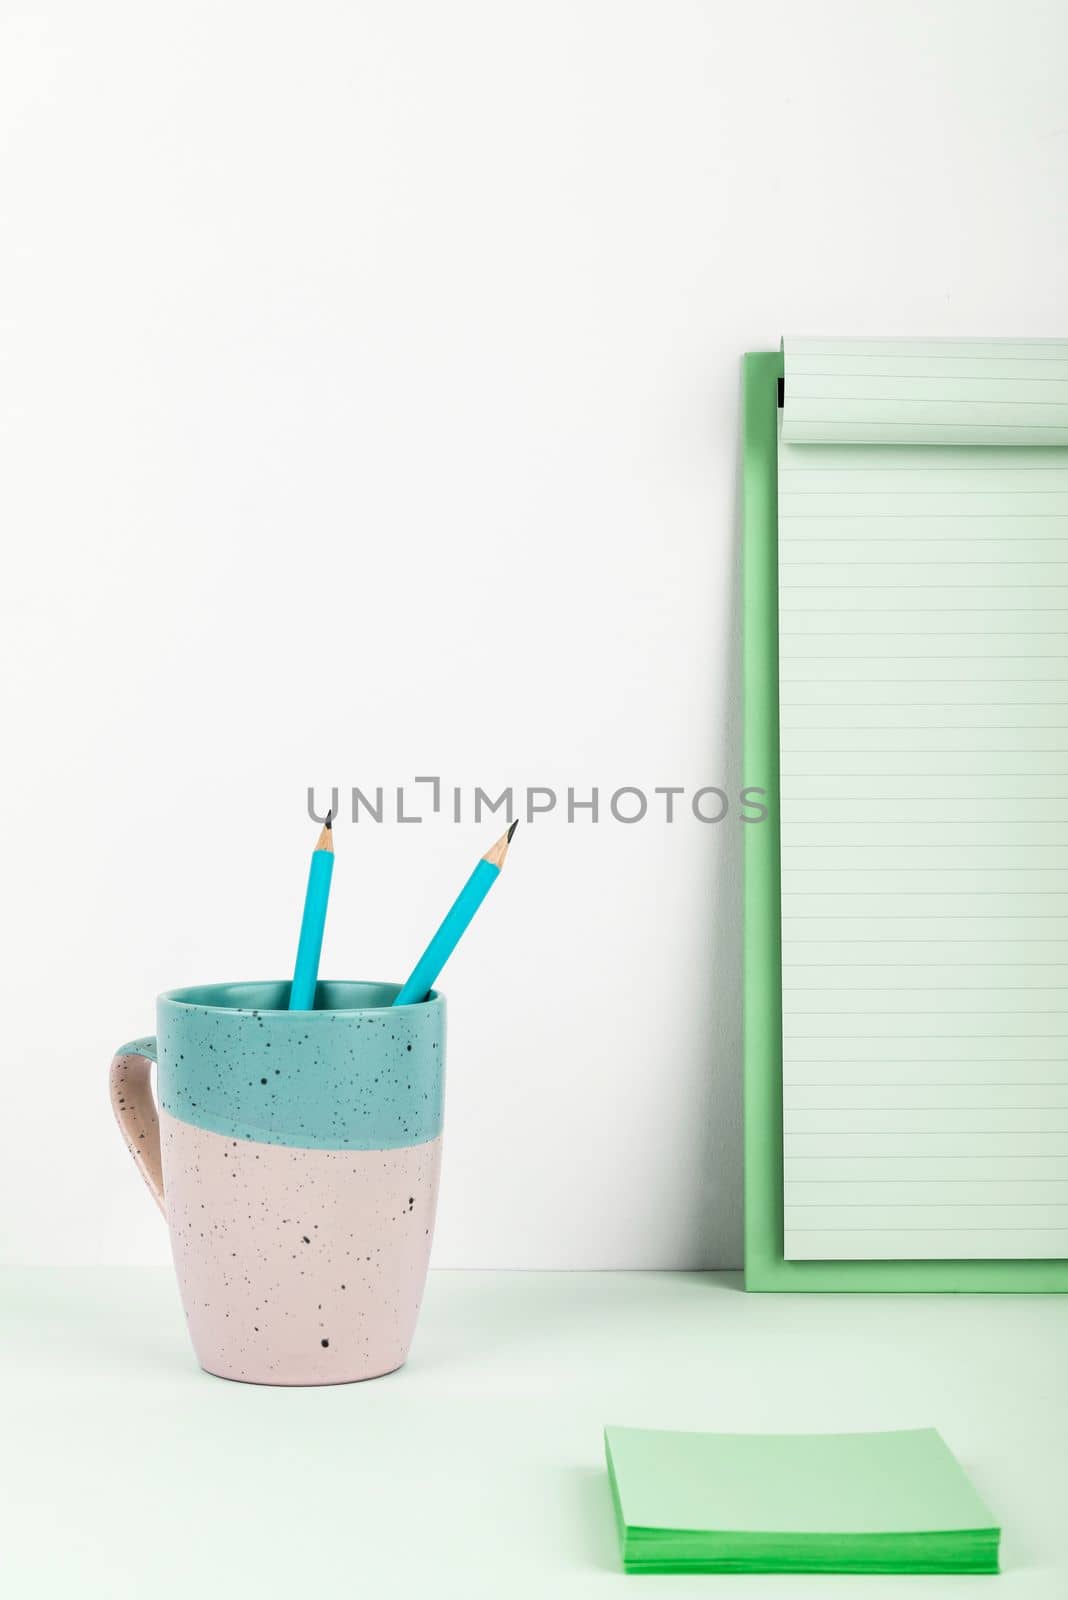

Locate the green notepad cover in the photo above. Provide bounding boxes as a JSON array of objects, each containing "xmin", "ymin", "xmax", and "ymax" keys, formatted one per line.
[{"xmin": 604, "ymin": 1425, "xmax": 999, "ymax": 1574}]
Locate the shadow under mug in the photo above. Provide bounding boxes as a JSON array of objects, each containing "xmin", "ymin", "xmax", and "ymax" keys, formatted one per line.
[{"xmin": 110, "ymin": 980, "xmax": 446, "ymax": 1386}]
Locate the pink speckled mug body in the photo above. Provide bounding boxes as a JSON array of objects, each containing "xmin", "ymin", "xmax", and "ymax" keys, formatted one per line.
[
  {"xmin": 110, "ymin": 980, "xmax": 446, "ymax": 1386},
  {"xmin": 161, "ymin": 1113, "xmax": 441, "ymax": 1384}
]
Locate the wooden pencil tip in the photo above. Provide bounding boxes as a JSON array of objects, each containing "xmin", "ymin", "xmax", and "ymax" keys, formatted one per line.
[
  {"xmin": 325, "ymin": 808, "xmax": 333, "ymax": 828},
  {"xmin": 484, "ymin": 820, "xmax": 518, "ymax": 869},
  {"xmin": 315, "ymin": 817, "xmax": 334, "ymax": 853}
]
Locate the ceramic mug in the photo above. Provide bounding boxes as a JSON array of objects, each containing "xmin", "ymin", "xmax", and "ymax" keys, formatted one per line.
[{"xmin": 110, "ymin": 980, "xmax": 445, "ymax": 1386}]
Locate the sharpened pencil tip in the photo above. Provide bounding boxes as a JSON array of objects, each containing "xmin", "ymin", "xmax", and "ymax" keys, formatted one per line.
[
  {"xmin": 325, "ymin": 809, "xmax": 333, "ymax": 828},
  {"xmin": 484, "ymin": 820, "xmax": 518, "ymax": 868}
]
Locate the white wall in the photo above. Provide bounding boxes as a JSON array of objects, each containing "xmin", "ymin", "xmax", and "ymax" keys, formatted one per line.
[{"xmin": 1, "ymin": 0, "xmax": 1065, "ymax": 1267}]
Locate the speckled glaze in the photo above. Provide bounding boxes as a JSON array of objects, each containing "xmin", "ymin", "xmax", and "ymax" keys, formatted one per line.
[
  {"xmin": 161, "ymin": 1112, "xmax": 441, "ymax": 1384},
  {"xmin": 109, "ymin": 980, "xmax": 446, "ymax": 1385},
  {"xmin": 156, "ymin": 979, "xmax": 445, "ymax": 1148}
]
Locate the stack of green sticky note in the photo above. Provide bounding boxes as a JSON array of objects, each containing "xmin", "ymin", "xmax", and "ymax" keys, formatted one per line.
[{"xmin": 604, "ymin": 1426, "xmax": 999, "ymax": 1575}]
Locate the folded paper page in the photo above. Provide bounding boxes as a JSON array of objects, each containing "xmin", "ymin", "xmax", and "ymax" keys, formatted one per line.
[
  {"xmin": 604, "ymin": 1425, "xmax": 999, "ymax": 1575},
  {"xmin": 777, "ymin": 336, "xmax": 1068, "ymax": 1261},
  {"xmin": 782, "ymin": 336, "xmax": 1068, "ymax": 446}
]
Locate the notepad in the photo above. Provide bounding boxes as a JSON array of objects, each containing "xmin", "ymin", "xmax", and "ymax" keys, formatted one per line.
[
  {"xmin": 777, "ymin": 337, "xmax": 1068, "ymax": 1262},
  {"xmin": 604, "ymin": 1425, "xmax": 1000, "ymax": 1575}
]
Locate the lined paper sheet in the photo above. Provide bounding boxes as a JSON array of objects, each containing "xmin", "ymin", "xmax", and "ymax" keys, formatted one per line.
[{"xmin": 778, "ymin": 338, "xmax": 1068, "ymax": 1261}]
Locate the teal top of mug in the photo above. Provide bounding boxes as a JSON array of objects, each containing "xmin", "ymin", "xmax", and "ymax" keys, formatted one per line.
[{"xmin": 143, "ymin": 980, "xmax": 445, "ymax": 1151}]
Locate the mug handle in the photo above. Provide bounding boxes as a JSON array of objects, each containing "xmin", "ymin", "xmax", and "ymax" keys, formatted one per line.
[{"xmin": 109, "ymin": 1037, "xmax": 166, "ymax": 1217}]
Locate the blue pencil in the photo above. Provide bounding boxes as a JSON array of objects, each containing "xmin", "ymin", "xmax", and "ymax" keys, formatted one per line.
[
  {"xmin": 393, "ymin": 821, "xmax": 518, "ymax": 1006},
  {"xmin": 289, "ymin": 813, "xmax": 335, "ymax": 1009}
]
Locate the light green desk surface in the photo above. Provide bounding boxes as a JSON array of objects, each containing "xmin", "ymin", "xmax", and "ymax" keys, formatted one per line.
[{"xmin": 2, "ymin": 1268, "xmax": 1066, "ymax": 1597}]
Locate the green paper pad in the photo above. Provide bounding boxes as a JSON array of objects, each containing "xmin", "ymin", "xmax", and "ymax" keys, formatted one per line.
[{"xmin": 604, "ymin": 1426, "xmax": 999, "ymax": 1574}]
